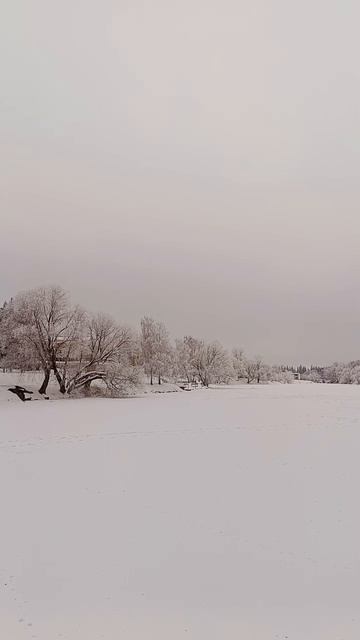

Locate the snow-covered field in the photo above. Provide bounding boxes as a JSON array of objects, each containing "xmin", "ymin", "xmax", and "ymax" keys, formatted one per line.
[{"xmin": 1, "ymin": 383, "xmax": 360, "ymax": 639}]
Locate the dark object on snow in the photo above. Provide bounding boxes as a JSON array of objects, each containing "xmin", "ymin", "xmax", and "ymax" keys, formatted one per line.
[{"xmin": 8, "ymin": 386, "xmax": 34, "ymax": 402}]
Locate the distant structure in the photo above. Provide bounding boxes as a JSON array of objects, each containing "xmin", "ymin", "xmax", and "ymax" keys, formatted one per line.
[{"xmin": 292, "ymin": 372, "xmax": 301, "ymax": 381}]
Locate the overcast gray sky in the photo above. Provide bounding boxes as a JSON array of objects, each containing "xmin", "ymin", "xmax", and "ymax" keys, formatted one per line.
[{"xmin": 2, "ymin": 0, "xmax": 360, "ymax": 364}]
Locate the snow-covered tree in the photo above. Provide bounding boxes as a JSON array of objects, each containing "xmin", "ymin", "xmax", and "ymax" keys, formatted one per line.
[
  {"xmin": 191, "ymin": 340, "xmax": 231, "ymax": 387},
  {"xmin": 0, "ymin": 299, "xmax": 15, "ymax": 370},
  {"xmin": 322, "ymin": 363, "xmax": 341, "ymax": 384},
  {"xmin": 254, "ymin": 356, "xmax": 266, "ymax": 384},
  {"xmin": 232, "ymin": 348, "xmax": 246, "ymax": 381},
  {"xmin": 140, "ymin": 316, "xmax": 173, "ymax": 384},
  {"xmin": 65, "ymin": 313, "xmax": 137, "ymax": 395},
  {"xmin": 175, "ymin": 336, "xmax": 201, "ymax": 383},
  {"xmin": 13, "ymin": 286, "xmax": 84, "ymax": 394},
  {"xmin": 337, "ymin": 361, "xmax": 360, "ymax": 385},
  {"xmin": 304, "ymin": 369, "xmax": 322, "ymax": 383},
  {"xmin": 242, "ymin": 359, "xmax": 258, "ymax": 384},
  {"xmin": 268, "ymin": 367, "xmax": 294, "ymax": 383}
]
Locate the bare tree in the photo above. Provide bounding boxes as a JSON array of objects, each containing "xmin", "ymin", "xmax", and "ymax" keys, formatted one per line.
[
  {"xmin": 192, "ymin": 340, "xmax": 230, "ymax": 387},
  {"xmin": 140, "ymin": 316, "xmax": 156, "ymax": 385},
  {"xmin": 232, "ymin": 347, "xmax": 246, "ymax": 381},
  {"xmin": 243, "ymin": 359, "xmax": 258, "ymax": 384},
  {"xmin": 302, "ymin": 369, "xmax": 322, "ymax": 383},
  {"xmin": 66, "ymin": 313, "xmax": 135, "ymax": 394},
  {"xmin": 254, "ymin": 356, "xmax": 266, "ymax": 384},
  {"xmin": 268, "ymin": 367, "xmax": 294, "ymax": 383},
  {"xmin": 140, "ymin": 316, "xmax": 173, "ymax": 384},
  {"xmin": 0, "ymin": 299, "xmax": 17, "ymax": 371},
  {"xmin": 14, "ymin": 286, "xmax": 84, "ymax": 394},
  {"xmin": 175, "ymin": 336, "xmax": 200, "ymax": 383}
]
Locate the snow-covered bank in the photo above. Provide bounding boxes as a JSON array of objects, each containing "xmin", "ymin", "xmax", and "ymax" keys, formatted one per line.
[
  {"xmin": 0, "ymin": 371, "xmax": 69, "ymax": 402},
  {"xmin": 0, "ymin": 371, "xmax": 183, "ymax": 404},
  {"xmin": 1, "ymin": 384, "xmax": 360, "ymax": 639}
]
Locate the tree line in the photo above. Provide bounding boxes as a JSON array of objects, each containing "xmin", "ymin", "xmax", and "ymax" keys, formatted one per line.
[
  {"xmin": 0, "ymin": 285, "xmax": 293, "ymax": 397},
  {"xmin": 300, "ymin": 362, "xmax": 360, "ymax": 384}
]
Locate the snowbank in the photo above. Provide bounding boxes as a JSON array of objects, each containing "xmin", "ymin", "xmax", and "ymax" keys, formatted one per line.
[{"xmin": 0, "ymin": 373, "xmax": 184, "ymax": 404}]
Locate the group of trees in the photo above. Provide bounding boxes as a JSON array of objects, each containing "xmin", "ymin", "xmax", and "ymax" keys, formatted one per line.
[
  {"xmin": 0, "ymin": 287, "xmax": 140, "ymax": 397},
  {"xmin": 230, "ymin": 349, "xmax": 294, "ymax": 384},
  {"xmin": 301, "ymin": 362, "xmax": 360, "ymax": 385},
  {"xmin": 0, "ymin": 285, "xmax": 294, "ymax": 397}
]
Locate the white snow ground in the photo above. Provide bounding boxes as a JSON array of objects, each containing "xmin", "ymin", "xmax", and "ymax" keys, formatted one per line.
[{"xmin": 1, "ymin": 383, "xmax": 360, "ymax": 639}]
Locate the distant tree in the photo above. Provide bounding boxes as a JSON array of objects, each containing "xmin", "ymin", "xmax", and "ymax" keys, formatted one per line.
[
  {"xmin": 192, "ymin": 340, "xmax": 230, "ymax": 387},
  {"xmin": 243, "ymin": 359, "xmax": 258, "ymax": 384},
  {"xmin": 338, "ymin": 361, "xmax": 360, "ymax": 385},
  {"xmin": 0, "ymin": 299, "xmax": 15, "ymax": 370},
  {"xmin": 322, "ymin": 362, "xmax": 341, "ymax": 384},
  {"xmin": 127, "ymin": 331, "xmax": 144, "ymax": 368},
  {"xmin": 232, "ymin": 348, "xmax": 246, "ymax": 381},
  {"xmin": 298, "ymin": 364, "xmax": 308, "ymax": 376},
  {"xmin": 268, "ymin": 367, "xmax": 293, "ymax": 383},
  {"xmin": 254, "ymin": 356, "xmax": 266, "ymax": 384},
  {"xmin": 175, "ymin": 336, "xmax": 201, "ymax": 383},
  {"xmin": 303, "ymin": 369, "xmax": 322, "ymax": 383},
  {"xmin": 140, "ymin": 316, "xmax": 173, "ymax": 384}
]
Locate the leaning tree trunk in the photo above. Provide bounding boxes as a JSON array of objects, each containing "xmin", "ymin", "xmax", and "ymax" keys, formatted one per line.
[
  {"xmin": 52, "ymin": 363, "xmax": 66, "ymax": 394},
  {"xmin": 39, "ymin": 368, "xmax": 51, "ymax": 395}
]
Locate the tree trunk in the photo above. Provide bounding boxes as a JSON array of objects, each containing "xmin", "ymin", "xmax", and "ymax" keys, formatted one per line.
[
  {"xmin": 53, "ymin": 364, "xmax": 66, "ymax": 394},
  {"xmin": 158, "ymin": 373, "xmax": 161, "ymax": 385},
  {"xmin": 150, "ymin": 369, "xmax": 153, "ymax": 385},
  {"xmin": 39, "ymin": 368, "xmax": 51, "ymax": 394}
]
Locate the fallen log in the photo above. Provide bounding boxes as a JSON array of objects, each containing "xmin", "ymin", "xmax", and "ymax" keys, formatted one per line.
[{"xmin": 8, "ymin": 386, "xmax": 34, "ymax": 402}]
